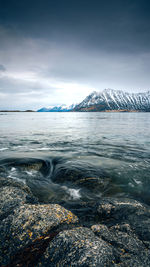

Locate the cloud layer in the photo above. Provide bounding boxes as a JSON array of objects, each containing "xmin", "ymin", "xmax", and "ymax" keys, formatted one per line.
[{"xmin": 0, "ymin": 0, "xmax": 150, "ymax": 109}]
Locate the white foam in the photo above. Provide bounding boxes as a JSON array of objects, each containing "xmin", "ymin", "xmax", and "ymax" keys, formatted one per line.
[
  {"xmin": 11, "ymin": 167, "xmax": 16, "ymax": 172},
  {"xmin": 134, "ymin": 179, "xmax": 142, "ymax": 185},
  {"xmin": 0, "ymin": 148, "xmax": 8, "ymax": 151},
  {"xmin": 25, "ymin": 170, "xmax": 37, "ymax": 176},
  {"xmin": 61, "ymin": 185, "xmax": 81, "ymax": 200},
  {"xmin": 68, "ymin": 188, "xmax": 81, "ymax": 200}
]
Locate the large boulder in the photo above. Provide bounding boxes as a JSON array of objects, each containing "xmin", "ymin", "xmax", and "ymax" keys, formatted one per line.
[
  {"xmin": 38, "ymin": 227, "xmax": 116, "ymax": 266},
  {"xmin": 0, "ymin": 176, "xmax": 79, "ymax": 266},
  {"xmin": 0, "ymin": 202, "xmax": 78, "ymax": 266}
]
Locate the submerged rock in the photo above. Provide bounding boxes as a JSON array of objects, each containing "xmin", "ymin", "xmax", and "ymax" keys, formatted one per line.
[{"xmin": 75, "ymin": 176, "xmax": 110, "ymax": 191}]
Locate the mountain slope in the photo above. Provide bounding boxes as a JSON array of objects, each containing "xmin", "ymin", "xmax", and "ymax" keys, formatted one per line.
[
  {"xmin": 37, "ymin": 104, "xmax": 77, "ymax": 112},
  {"xmin": 74, "ymin": 89, "xmax": 150, "ymax": 112}
]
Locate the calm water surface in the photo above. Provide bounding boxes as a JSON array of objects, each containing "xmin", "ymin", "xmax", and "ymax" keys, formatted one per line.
[{"xmin": 0, "ymin": 112, "xmax": 150, "ymax": 208}]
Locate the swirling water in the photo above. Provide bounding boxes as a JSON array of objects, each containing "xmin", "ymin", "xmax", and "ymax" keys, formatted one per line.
[{"xmin": 0, "ymin": 112, "xmax": 150, "ymax": 209}]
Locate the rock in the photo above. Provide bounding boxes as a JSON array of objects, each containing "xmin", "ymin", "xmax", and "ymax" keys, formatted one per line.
[
  {"xmin": 0, "ymin": 186, "xmax": 28, "ymax": 220},
  {"xmin": 97, "ymin": 198, "xmax": 150, "ymax": 245},
  {"xmin": 97, "ymin": 197, "xmax": 147, "ymax": 220},
  {"xmin": 75, "ymin": 177, "xmax": 123, "ymax": 197},
  {"xmin": 113, "ymin": 251, "xmax": 150, "ymax": 267},
  {"xmin": 52, "ymin": 168, "xmax": 84, "ymax": 183},
  {"xmin": 0, "ymin": 183, "xmax": 37, "ymax": 266},
  {"xmin": 51, "ymin": 163, "xmax": 107, "ymax": 185},
  {"xmin": 75, "ymin": 177, "xmax": 110, "ymax": 191},
  {"xmin": 10, "ymin": 203, "xmax": 78, "ymax": 247},
  {"xmin": 0, "ymin": 203, "xmax": 78, "ymax": 266},
  {"xmin": 1, "ymin": 173, "xmax": 150, "ymax": 267},
  {"xmin": 0, "ymin": 176, "xmax": 31, "ymax": 194},
  {"xmin": 90, "ymin": 198, "xmax": 150, "ymax": 266},
  {"xmin": 0, "ymin": 157, "xmax": 50, "ymax": 175},
  {"xmin": 38, "ymin": 227, "xmax": 116, "ymax": 266},
  {"xmin": 91, "ymin": 223, "xmax": 145, "ymax": 254}
]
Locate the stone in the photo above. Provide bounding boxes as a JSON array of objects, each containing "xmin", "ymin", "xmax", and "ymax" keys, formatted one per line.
[
  {"xmin": 0, "ymin": 185, "xmax": 30, "ymax": 220},
  {"xmin": 38, "ymin": 227, "xmax": 116, "ymax": 266},
  {"xmin": 0, "ymin": 202, "xmax": 78, "ymax": 266}
]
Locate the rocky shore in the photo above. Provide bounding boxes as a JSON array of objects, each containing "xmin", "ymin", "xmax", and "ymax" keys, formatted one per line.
[{"xmin": 0, "ymin": 175, "xmax": 150, "ymax": 266}]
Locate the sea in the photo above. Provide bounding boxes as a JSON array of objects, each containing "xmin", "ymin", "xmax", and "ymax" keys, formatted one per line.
[{"xmin": 0, "ymin": 112, "xmax": 150, "ymax": 212}]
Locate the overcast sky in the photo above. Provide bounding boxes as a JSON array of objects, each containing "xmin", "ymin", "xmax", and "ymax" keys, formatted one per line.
[{"xmin": 0, "ymin": 0, "xmax": 150, "ymax": 110}]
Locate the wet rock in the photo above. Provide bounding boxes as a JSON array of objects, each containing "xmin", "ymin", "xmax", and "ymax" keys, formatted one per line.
[
  {"xmin": 97, "ymin": 197, "xmax": 147, "ymax": 221},
  {"xmin": 11, "ymin": 204, "xmax": 78, "ymax": 246},
  {"xmin": 0, "ymin": 182, "xmax": 37, "ymax": 266},
  {"xmin": 64, "ymin": 198, "xmax": 150, "ymax": 266},
  {"xmin": 113, "ymin": 251, "xmax": 150, "ymax": 267},
  {"xmin": 0, "ymin": 203, "xmax": 78, "ymax": 266},
  {"xmin": 52, "ymin": 168, "xmax": 84, "ymax": 183},
  {"xmin": 20, "ymin": 162, "xmax": 43, "ymax": 171},
  {"xmin": 38, "ymin": 227, "xmax": 116, "ymax": 267},
  {"xmin": 52, "ymin": 163, "xmax": 107, "ymax": 185},
  {"xmin": 1, "ymin": 172, "xmax": 150, "ymax": 267},
  {"xmin": 90, "ymin": 198, "xmax": 150, "ymax": 266},
  {"xmin": 16, "ymin": 159, "xmax": 51, "ymax": 176},
  {"xmin": 75, "ymin": 177, "xmax": 110, "ymax": 191},
  {"xmin": 0, "ymin": 157, "xmax": 50, "ymax": 175},
  {"xmin": 91, "ymin": 223, "xmax": 145, "ymax": 254},
  {"xmin": 0, "ymin": 176, "xmax": 31, "ymax": 193},
  {"xmin": 75, "ymin": 177, "xmax": 123, "ymax": 197},
  {"xmin": 0, "ymin": 186, "xmax": 29, "ymax": 220},
  {"xmin": 0, "ymin": 185, "xmax": 31, "ymax": 265},
  {"xmin": 97, "ymin": 198, "xmax": 150, "ymax": 246}
]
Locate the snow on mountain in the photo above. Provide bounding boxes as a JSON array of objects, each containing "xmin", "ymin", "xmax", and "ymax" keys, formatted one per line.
[
  {"xmin": 74, "ymin": 89, "xmax": 150, "ymax": 112},
  {"xmin": 37, "ymin": 89, "xmax": 150, "ymax": 112},
  {"xmin": 37, "ymin": 104, "xmax": 77, "ymax": 112}
]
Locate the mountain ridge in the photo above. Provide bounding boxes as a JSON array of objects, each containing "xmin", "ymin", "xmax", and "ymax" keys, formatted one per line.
[
  {"xmin": 74, "ymin": 89, "xmax": 150, "ymax": 112},
  {"xmin": 37, "ymin": 104, "xmax": 76, "ymax": 112},
  {"xmin": 37, "ymin": 89, "xmax": 150, "ymax": 112}
]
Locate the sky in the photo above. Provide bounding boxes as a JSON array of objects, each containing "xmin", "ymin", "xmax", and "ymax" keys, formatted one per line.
[{"xmin": 0, "ymin": 0, "xmax": 150, "ymax": 110}]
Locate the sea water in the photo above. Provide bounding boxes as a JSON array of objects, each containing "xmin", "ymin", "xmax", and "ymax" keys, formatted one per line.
[{"xmin": 0, "ymin": 112, "xmax": 150, "ymax": 208}]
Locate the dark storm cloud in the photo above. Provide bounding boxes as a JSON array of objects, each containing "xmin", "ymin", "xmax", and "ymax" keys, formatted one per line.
[{"xmin": 0, "ymin": 0, "xmax": 150, "ymax": 53}]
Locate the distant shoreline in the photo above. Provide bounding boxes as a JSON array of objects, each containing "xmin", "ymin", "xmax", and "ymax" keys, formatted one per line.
[
  {"xmin": 0, "ymin": 110, "xmax": 35, "ymax": 112},
  {"xmin": 0, "ymin": 110, "xmax": 149, "ymax": 113}
]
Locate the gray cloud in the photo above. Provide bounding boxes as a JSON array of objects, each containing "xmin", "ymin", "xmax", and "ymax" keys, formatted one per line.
[
  {"xmin": 0, "ymin": 64, "xmax": 6, "ymax": 72},
  {"xmin": 0, "ymin": 0, "xmax": 150, "ymax": 109}
]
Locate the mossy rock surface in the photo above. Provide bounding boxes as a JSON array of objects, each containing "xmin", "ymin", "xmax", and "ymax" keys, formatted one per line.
[
  {"xmin": 38, "ymin": 227, "xmax": 115, "ymax": 267},
  {"xmin": 0, "ymin": 200, "xmax": 78, "ymax": 266}
]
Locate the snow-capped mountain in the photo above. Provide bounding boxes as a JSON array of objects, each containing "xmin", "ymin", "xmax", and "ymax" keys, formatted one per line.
[
  {"xmin": 37, "ymin": 89, "xmax": 150, "ymax": 112},
  {"xmin": 37, "ymin": 104, "xmax": 77, "ymax": 112},
  {"xmin": 74, "ymin": 89, "xmax": 150, "ymax": 112}
]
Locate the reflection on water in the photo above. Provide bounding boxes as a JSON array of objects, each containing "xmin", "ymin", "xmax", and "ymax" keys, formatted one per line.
[{"xmin": 0, "ymin": 112, "xmax": 150, "ymax": 207}]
